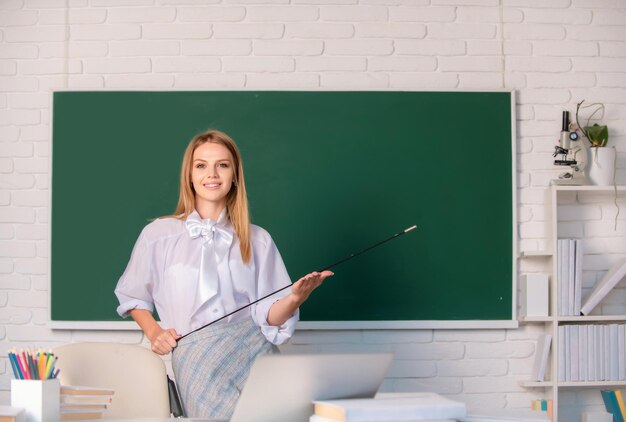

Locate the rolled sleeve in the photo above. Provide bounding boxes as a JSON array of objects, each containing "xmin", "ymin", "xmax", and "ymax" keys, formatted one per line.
[
  {"xmin": 252, "ymin": 229, "xmax": 298, "ymax": 345},
  {"xmin": 114, "ymin": 229, "xmax": 157, "ymax": 319},
  {"xmin": 115, "ymin": 297, "xmax": 154, "ymax": 318},
  {"xmin": 255, "ymin": 299, "xmax": 298, "ymax": 345}
]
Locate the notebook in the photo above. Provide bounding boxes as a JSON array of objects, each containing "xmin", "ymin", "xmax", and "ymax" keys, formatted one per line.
[{"xmin": 206, "ymin": 352, "xmax": 394, "ymax": 422}]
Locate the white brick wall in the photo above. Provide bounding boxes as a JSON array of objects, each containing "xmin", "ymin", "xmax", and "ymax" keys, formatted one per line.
[{"xmin": 1, "ymin": 1, "xmax": 625, "ymax": 419}]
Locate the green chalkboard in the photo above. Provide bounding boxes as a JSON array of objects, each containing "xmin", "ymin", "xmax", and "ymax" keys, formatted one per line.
[{"xmin": 51, "ymin": 91, "xmax": 515, "ymax": 326}]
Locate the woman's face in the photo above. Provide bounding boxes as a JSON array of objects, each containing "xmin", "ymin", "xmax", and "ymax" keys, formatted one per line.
[{"xmin": 191, "ymin": 141, "xmax": 235, "ymax": 212}]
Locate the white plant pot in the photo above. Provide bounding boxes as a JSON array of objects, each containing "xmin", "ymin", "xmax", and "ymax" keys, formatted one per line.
[{"xmin": 588, "ymin": 146, "xmax": 616, "ymax": 186}]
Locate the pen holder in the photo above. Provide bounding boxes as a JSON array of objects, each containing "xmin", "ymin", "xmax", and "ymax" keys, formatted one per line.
[{"xmin": 11, "ymin": 379, "xmax": 60, "ymax": 422}]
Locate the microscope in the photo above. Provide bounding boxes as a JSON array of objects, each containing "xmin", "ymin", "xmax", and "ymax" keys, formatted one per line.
[{"xmin": 552, "ymin": 111, "xmax": 588, "ymax": 185}]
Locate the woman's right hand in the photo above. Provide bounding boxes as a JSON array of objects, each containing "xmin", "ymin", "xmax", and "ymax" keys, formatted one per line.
[
  {"xmin": 129, "ymin": 309, "xmax": 181, "ymax": 355},
  {"xmin": 147, "ymin": 326, "xmax": 181, "ymax": 355}
]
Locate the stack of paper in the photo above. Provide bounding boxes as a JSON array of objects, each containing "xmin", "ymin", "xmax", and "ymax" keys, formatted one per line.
[{"xmin": 60, "ymin": 385, "xmax": 114, "ymax": 421}]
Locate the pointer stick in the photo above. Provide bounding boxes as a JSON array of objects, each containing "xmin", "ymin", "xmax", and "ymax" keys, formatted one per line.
[
  {"xmin": 178, "ymin": 225, "xmax": 418, "ymax": 341},
  {"xmin": 320, "ymin": 225, "xmax": 417, "ymax": 271}
]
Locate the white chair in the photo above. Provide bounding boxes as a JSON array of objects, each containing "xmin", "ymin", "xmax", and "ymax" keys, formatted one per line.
[{"xmin": 53, "ymin": 342, "xmax": 171, "ymax": 419}]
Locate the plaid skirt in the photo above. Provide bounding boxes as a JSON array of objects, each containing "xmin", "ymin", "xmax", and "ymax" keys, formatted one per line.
[{"xmin": 172, "ymin": 318, "xmax": 278, "ymax": 419}]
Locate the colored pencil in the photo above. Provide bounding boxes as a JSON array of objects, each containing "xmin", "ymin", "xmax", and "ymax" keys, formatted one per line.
[{"xmin": 8, "ymin": 352, "xmax": 22, "ymax": 379}]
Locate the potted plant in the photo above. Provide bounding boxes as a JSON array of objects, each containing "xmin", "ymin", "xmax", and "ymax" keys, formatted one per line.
[{"xmin": 575, "ymin": 100, "xmax": 615, "ymax": 185}]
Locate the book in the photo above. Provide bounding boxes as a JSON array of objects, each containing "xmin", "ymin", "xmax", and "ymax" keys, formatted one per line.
[
  {"xmin": 617, "ymin": 324, "xmax": 626, "ymax": 381},
  {"xmin": 60, "ymin": 411, "xmax": 105, "ymax": 421},
  {"xmin": 60, "ymin": 385, "xmax": 114, "ymax": 396},
  {"xmin": 601, "ymin": 390, "xmax": 624, "ymax": 422},
  {"xmin": 581, "ymin": 257, "xmax": 626, "ymax": 315},
  {"xmin": 558, "ymin": 239, "xmax": 569, "ymax": 316},
  {"xmin": 60, "ymin": 403, "xmax": 107, "ymax": 411},
  {"xmin": 558, "ymin": 325, "xmax": 566, "ymax": 382},
  {"xmin": 610, "ymin": 325, "xmax": 619, "ymax": 381},
  {"xmin": 310, "ymin": 418, "xmax": 457, "ymax": 422},
  {"xmin": 60, "ymin": 394, "xmax": 112, "ymax": 405},
  {"xmin": 0, "ymin": 406, "xmax": 25, "ymax": 422},
  {"xmin": 588, "ymin": 325, "xmax": 596, "ymax": 381},
  {"xmin": 574, "ymin": 239, "xmax": 583, "ymax": 315},
  {"xmin": 310, "ymin": 417, "xmax": 457, "ymax": 422},
  {"xmin": 520, "ymin": 274, "xmax": 549, "ymax": 318},
  {"xmin": 604, "ymin": 326, "xmax": 611, "ymax": 381},
  {"xmin": 532, "ymin": 334, "xmax": 552, "ymax": 381},
  {"xmin": 459, "ymin": 409, "xmax": 550, "ymax": 421},
  {"xmin": 568, "ymin": 239, "xmax": 576, "ymax": 316},
  {"xmin": 601, "ymin": 391, "xmax": 616, "ymax": 417},
  {"xmin": 580, "ymin": 325, "xmax": 588, "ymax": 382},
  {"xmin": 570, "ymin": 325, "xmax": 579, "ymax": 382},
  {"xmin": 597, "ymin": 325, "xmax": 605, "ymax": 381},
  {"xmin": 313, "ymin": 393, "xmax": 466, "ymax": 422},
  {"xmin": 60, "ymin": 408, "xmax": 106, "ymax": 414},
  {"xmin": 547, "ymin": 399, "xmax": 553, "ymax": 422},
  {"xmin": 615, "ymin": 391, "xmax": 626, "ymax": 420}
]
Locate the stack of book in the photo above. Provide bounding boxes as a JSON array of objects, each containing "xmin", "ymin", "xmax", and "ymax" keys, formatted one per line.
[
  {"xmin": 558, "ymin": 324, "xmax": 626, "ymax": 382},
  {"xmin": 60, "ymin": 385, "xmax": 114, "ymax": 421},
  {"xmin": 557, "ymin": 238, "xmax": 583, "ymax": 316},
  {"xmin": 310, "ymin": 392, "xmax": 466, "ymax": 421}
]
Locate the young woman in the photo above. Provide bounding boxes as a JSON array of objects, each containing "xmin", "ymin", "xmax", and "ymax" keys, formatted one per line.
[{"xmin": 114, "ymin": 129, "xmax": 333, "ymax": 418}]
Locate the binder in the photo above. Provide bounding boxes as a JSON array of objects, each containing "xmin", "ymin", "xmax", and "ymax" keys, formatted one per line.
[{"xmin": 581, "ymin": 258, "xmax": 626, "ymax": 315}]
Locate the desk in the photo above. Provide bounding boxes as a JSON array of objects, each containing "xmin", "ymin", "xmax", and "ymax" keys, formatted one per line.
[
  {"xmin": 108, "ymin": 419, "xmax": 219, "ymax": 421},
  {"xmin": 111, "ymin": 419, "xmax": 455, "ymax": 422},
  {"xmin": 117, "ymin": 419, "xmax": 231, "ymax": 421}
]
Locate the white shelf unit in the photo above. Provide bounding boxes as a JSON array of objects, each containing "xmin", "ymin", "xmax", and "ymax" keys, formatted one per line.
[{"xmin": 521, "ymin": 185, "xmax": 626, "ymax": 422}]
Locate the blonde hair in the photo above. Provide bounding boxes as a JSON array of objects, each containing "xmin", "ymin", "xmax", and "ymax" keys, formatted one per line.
[{"xmin": 166, "ymin": 129, "xmax": 252, "ymax": 263}]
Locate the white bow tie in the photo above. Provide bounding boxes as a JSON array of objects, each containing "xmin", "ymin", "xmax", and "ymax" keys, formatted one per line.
[{"xmin": 185, "ymin": 214, "xmax": 234, "ymax": 303}]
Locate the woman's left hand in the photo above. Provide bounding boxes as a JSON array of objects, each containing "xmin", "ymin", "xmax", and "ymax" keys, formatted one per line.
[
  {"xmin": 291, "ymin": 270, "xmax": 334, "ymax": 304},
  {"xmin": 267, "ymin": 270, "xmax": 334, "ymax": 326}
]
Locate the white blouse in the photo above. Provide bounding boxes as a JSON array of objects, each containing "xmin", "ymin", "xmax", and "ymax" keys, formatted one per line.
[{"xmin": 114, "ymin": 210, "xmax": 298, "ymax": 345}]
